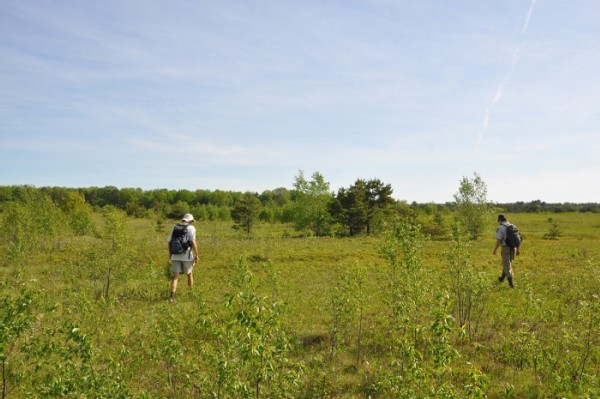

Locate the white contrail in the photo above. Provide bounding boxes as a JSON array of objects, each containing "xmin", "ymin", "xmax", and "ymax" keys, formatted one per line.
[
  {"xmin": 477, "ymin": 0, "xmax": 537, "ymax": 150},
  {"xmin": 477, "ymin": 49, "xmax": 519, "ymax": 148},
  {"xmin": 523, "ymin": 0, "xmax": 537, "ymax": 33}
]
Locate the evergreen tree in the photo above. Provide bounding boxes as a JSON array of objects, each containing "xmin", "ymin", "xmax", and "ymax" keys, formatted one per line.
[
  {"xmin": 331, "ymin": 179, "xmax": 394, "ymax": 236},
  {"xmin": 231, "ymin": 192, "xmax": 262, "ymax": 234}
]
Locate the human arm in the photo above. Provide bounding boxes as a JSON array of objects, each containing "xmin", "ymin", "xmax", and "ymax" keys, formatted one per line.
[
  {"xmin": 493, "ymin": 224, "xmax": 506, "ymax": 255},
  {"xmin": 187, "ymin": 225, "xmax": 199, "ymax": 263},
  {"xmin": 493, "ymin": 238, "xmax": 502, "ymax": 255},
  {"xmin": 191, "ymin": 240, "xmax": 199, "ymax": 263}
]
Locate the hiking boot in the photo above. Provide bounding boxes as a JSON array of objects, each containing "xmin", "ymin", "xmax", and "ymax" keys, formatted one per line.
[
  {"xmin": 508, "ymin": 278, "xmax": 514, "ymax": 289},
  {"xmin": 498, "ymin": 276, "xmax": 505, "ymax": 283}
]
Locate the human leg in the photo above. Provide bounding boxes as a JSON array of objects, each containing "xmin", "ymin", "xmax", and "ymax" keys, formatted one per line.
[
  {"xmin": 170, "ymin": 260, "xmax": 185, "ymax": 300},
  {"xmin": 170, "ymin": 272, "xmax": 180, "ymax": 299},
  {"xmin": 501, "ymin": 246, "xmax": 514, "ymax": 287},
  {"xmin": 507, "ymin": 248, "xmax": 515, "ymax": 288},
  {"xmin": 181, "ymin": 261, "xmax": 194, "ymax": 289}
]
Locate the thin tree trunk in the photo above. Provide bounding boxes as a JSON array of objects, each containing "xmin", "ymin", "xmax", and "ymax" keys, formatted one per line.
[
  {"xmin": 2, "ymin": 357, "xmax": 6, "ymax": 399},
  {"xmin": 356, "ymin": 305, "xmax": 363, "ymax": 365},
  {"xmin": 104, "ymin": 266, "xmax": 112, "ymax": 299}
]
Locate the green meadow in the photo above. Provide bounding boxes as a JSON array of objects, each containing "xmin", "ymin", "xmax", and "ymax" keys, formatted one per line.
[{"xmin": 1, "ymin": 209, "xmax": 599, "ymax": 398}]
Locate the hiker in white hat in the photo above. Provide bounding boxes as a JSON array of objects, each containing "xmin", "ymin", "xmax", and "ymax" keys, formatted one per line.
[{"xmin": 166, "ymin": 213, "xmax": 199, "ymax": 301}]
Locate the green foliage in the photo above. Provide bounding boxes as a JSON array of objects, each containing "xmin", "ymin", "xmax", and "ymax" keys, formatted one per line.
[
  {"xmin": 292, "ymin": 170, "xmax": 333, "ymax": 236},
  {"xmin": 101, "ymin": 206, "xmax": 127, "ymax": 253},
  {"xmin": 330, "ymin": 179, "xmax": 394, "ymax": 236},
  {"xmin": 166, "ymin": 200, "xmax": 190, "ymax": 219},
  {"xmin": 1, "ymin": 289, "xmax": 34, "ymax": 399},
  {"xmin": 147, "ymin": 307, "xmax": 197, "ymax": 397},
  {"xmin": 196, "ymin": 258, "xmax": 301, "ymax": 398},
  {"xmin": 430, "ymin": 294, "xmax": 459, "ymax": 395},
  {"xmin": 420, "ymin": 210, "xmax": 449, "ymax": 240},
  {"xmin": 25, "ymin": 322, "xmax": 132, "ymax": 398},
  {"xmin": 0, "ymin": 290, "xmax": 33, "ymax": 355},
  {"xmin": 366, "ymin": 294, "xmax": 463, "ymax": 399},
  {"xmin": 224, "ymin": 259, "xmax": 296, "ymax": 397},
  {"xmin": 376, "ymin": 219, "xmax": 428, "ymax": 396},
  {"xmin": 231, "ymin": 192, "xmax": 262, "ymax": 234},
  {"xmin": 453, "ymin": 172, "xmax": 492, "ymax": 239},
  {"xmin": 464, "ymin": 363, "xmax": 489, "ymax": 399},
  {"xmin": 0, "ymin": 202, "xmax": 29, "ymax": 264},
  {"xmin": 95, "ymin": 206, "xmax": 130, "ymax": 299},
  {"xmin": 543, "ymin": 217, "xmax": 561, "ymax": 240},
  {"xmin": 259, "ymin": 187, "xmax": 291, "ymax": 208},
  {"xmin": 499, "ymin": 199, "xmax": 600, "ymax": 213},
  {"xmin": 380, "ymin": 217, "xmax": 426, "ymax": 274},
  {"xmin": 16, "ymin": 187, "xmax": 65, "ymax": 239},
  {"xmin": 329, "ymin": 186, "xmax": 367, "ymax": 236},
  {"xmin": 69, "ymin": 205, "xmax": 95, "ymax": 236},
  {"xmin": 57, "ymin": 191, "xmax": 95, "ymax": 235},
  {"xmin": 328, "ymin": 263, "xmax": 362, "ymax": 363},
  {"xmin": 1, "ymin": 201, "xmax": 599, "ymax": 397},
  {"xmin": 446, "ymin": 226, "xmax": 490, "ymax": 341},
  {"xmin": 0, "ymin": 188, "xmax": 65, "ymax": 264}
]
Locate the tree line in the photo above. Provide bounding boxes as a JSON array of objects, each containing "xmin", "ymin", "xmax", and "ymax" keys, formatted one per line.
[
  {"xmin": 1, "ymin": 171, "xmax": 598, "ymax": 238},
  {"xmin": 497, "ymin": 200, "xmax": 600, "ymax": 213},
  {"xmin": 0, "ymin": 173, "xmax": 440, "ymax": 238}
]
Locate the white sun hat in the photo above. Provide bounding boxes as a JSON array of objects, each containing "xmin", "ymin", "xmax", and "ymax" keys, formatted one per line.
[{"xmin": 181, "ymin": 213, "xmax": 194, "ymax": 222}]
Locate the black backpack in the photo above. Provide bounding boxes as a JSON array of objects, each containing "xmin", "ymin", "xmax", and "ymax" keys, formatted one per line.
[
  {"xmin": 169, "ymin": 224, "xmax": 191, "ymax": 254},
  {"xmin": 505, "ymin": 223, "xmax": 522, "ymax": 248}
]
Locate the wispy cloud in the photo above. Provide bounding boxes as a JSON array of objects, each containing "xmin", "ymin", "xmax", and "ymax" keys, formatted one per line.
[
  {"xmin": 477, "ymin": 0, "xmax": 538, "ymax": 149},
  {"xmin": 2, "ymin": 0, "xmax": 600, "ymax": 202}
]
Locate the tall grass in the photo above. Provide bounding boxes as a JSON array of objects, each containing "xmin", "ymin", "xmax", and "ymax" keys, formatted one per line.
[{"xmin": 1, "ymin": 204, "xmax": 599, "ymax": 398}]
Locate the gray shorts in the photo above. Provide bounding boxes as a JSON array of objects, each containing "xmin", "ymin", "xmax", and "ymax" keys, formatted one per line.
[{"xmin": 171, "ymin": 260, "xmax": 194, "ymax": 275}]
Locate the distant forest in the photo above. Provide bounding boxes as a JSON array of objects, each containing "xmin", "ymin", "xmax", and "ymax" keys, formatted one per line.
[{"xmin": 1, "ymin": 184, "xmax": 598, "ymax": 220}]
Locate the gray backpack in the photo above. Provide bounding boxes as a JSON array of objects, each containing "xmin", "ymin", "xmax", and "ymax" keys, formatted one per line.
[{"xmin": 505, "ymin": 224, "xmax": 522, "ymax": 248}]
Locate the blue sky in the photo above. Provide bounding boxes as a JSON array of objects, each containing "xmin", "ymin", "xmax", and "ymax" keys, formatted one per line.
[{"xmin": 1, "ymin": 1, "xmax": 599, "ymax": 203}]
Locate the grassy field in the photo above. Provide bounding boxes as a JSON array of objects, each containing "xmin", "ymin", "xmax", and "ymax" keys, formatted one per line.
[{"xmin": 1, "ymin": 211, "xmax": 599, "ymax": 398}]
